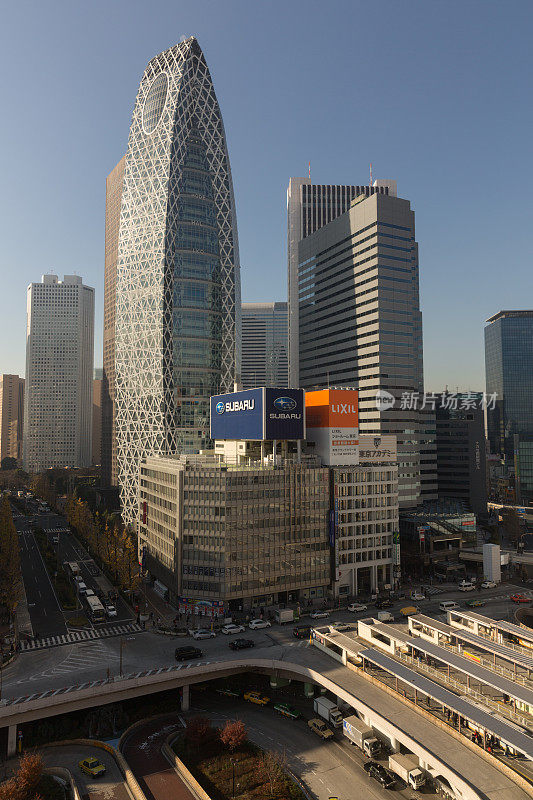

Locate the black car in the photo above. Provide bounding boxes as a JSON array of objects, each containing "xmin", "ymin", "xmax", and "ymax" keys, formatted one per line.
[
  {"xmin": 175, "ymin": 646, "xmax": 203, "ymax": 661},
  {"xmin": 363, "ymin": 761, "xmax": 395, "ymax": 789},
  {"xmin": 229, "ymin": 638, "xmax": 255, "ymax": 651},
  {"xmin": 293, "ymin": 625, "xmax": 311, "ymax": 639},
  {"xmin": 375, "ymin": 598, "xmax": 393, "ymax": 610}
]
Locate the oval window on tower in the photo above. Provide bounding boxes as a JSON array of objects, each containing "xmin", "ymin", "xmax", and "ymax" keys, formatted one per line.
[{"xmin": 142, "ymin": 73, "xmax": 168, "ymax": 134}]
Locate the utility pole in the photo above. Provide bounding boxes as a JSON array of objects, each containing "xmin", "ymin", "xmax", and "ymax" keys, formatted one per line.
[{"xmin": 119, "ymin": 637, "xmax": 125, "ymax": 676}]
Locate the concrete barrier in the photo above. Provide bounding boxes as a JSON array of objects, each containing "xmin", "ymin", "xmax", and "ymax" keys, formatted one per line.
[
  {"xmin": 163, "ymin": 734, "xmax": 212, "ymax": 800},
  {"xmin": 42, "ymin": 765, "xmax": 82, "ymax": 800}
]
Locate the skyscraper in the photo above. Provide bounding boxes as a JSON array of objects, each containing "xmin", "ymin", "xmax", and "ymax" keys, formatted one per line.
[
  {"xmin": 289, "ymin": 179, "xmax": 424, "ymax": 508},
  {"xmin": 23, "ymin": 275, "xmax": 94, "ymax": 472},
  {"xmin": 485, "ymin": 310, "xmax": 533, "ymax": 465},
  {"xmin": 115, "ymin": 38, "xmax": 241, "ymax": 526},
  {"xmin": 241, "ymin": 302, "xmax": 288, "ymax": 389},
  {"xmin": 101, "ymin": 157, "xmax": 125, "ymax": 487},
  {"xmin": 0, "ymin": 375, "xmax": 24, "ymax": 464}
]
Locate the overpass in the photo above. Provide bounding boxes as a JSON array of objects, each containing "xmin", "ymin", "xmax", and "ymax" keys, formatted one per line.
[{"xmin": 0, "ymin": 644, "xmax": 529, "ymax": 800}]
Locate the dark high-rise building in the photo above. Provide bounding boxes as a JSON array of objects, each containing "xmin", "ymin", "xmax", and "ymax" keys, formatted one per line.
[
  {"xmin": 289, "ymin": 179, "xmax": 425, "ymax": 508},
  {"xmin": 241, "ymin": 302, "xmax": 288, "ymax": 389},
  {"xmin": 435, "ymin": 392, "xmax": 487, "ymax": 515},
  {"xmin": 0, "ymin": 375, "xmax": 24, "ymax": 464},
  {"xmin": 485, "ymin": 311, "xmax": 533, "ymax": 466},
  {"xmin": 101, "ymin": 157, "xmax": 125, "ymax": 487},
  {"xmin": 115, "ymin": 38, "xmax": 241, "ymax": 526}
]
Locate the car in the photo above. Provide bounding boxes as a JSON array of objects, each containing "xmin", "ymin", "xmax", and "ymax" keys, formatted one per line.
[
  {"xmin": 364, "ymin": 761, "xmax": 395, "ymax": 789},
  {"xmin": 85, "ymin": 589, "xmax": 95, "ymax": 598},
  {"xmin": 79, "ymin": 757, "xmax": 106, "ymax": 778},
  {"xmin": 248, "ymin": 619, "xmax": 271, "ymax": 629},
  {"xmin": 216, "ymin": 686, "xmax": 241, "ymax": 698},
  {"xmin": 174, "ymin": 627, "xmax": 188, "ymax": 637},
  {"xmin": 307, "ymin": 718, "xmax": 334, "ymax": 740},
  {"xmin": 459, "ymin": 583, "xmax": 475, "ymax": 592},
  {"xmin": 244, "ymin": 690, "xmax": 269, "ymax": 705},
  {"xmin": 466, "ymin": 599, "xmax": 485, "ymax": 608},
  {"xmin": 411, "ymin": 593, "xmax": 426, "ymax": 601},
  {"xmin": 293, "ymin": 625, "xmax": 311, "ymax": 638},
  {"xmin": 221, "ymin": 623, "xmax": 245, "ymax": 635},
  {"xmin": 273, "ymin": 702, "xmax": 300, "ymax": 719},
  {"xmin": 375, "ymin": 599, "xmax": 393, "ymax": 609},
  {"xmin": 229, "ymin": 638, "xmax": 255, "ymax": 650},
  {"xmin": 310, "ymin": 610, "xmax": 330, "ymax": 619},
  {"xmin": 76, "ymin": 582, "xmax": 87, "ymax": 594},
  {"xmin": 481, "ymin": 580, "xmax": 497, "ymax": 589},
  {"xmin": 510, "ymin": 594, "xmax": 530, "ymax": 604},
  {"xmin": 347, "ymin": 603, "xmax": 367, "ymax": 613},
  {"xmin": 175, "ymin": 646, "xmax": 203, "ymax": 661},
  {"xmin": 191, "ymin": 629, "xmax": 216, "ymax": 639},
  {"xmin": 105, "ymin": 604, "xmax": 117, "ymax": 618},
  {"xmin": 329, "ymin": 622, "xmax": 351, "ymax": 632}
]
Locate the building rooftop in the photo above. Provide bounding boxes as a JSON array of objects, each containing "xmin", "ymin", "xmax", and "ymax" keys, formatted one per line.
[{"xmin": 486, "ymin": 310, "xmax": 533, "ymax": 323}]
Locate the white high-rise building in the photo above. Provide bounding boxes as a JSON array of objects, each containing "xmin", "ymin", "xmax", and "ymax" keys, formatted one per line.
[{"xmin": 23, "ymin": 274, "xmax": 94, "ymax": 472}]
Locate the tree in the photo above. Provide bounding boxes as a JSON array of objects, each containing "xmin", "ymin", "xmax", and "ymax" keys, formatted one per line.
[
  {"xmin": 258, "ymin": 750, "xmax": 288, "ymax": 799},
  {"xmin": 0, "ymin": 752, "xmax": 44, "ymax": 800},
  {"xmin": 0, "ymin": 498, "xmax": 22, "ymax": 632},
  {"xmin": 1, "ymin": 457, "xmax": 17, "ymax": 471},
  {"xmin": 219, "ymin": 719, "xmax": 247, "ymax": 752}
]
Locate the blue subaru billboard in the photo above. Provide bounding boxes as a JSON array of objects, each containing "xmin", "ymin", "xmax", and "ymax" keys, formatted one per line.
[{"xmin": 210, "ymin": 387, "xmax": 305, "ymax": 440}]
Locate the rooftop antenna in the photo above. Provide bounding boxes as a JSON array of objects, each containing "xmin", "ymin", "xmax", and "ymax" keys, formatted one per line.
[
  {"xmin": 369, "ymin": 162, "xmax": 373, "ymax": 188},
  {"xmin": 308, "ymin": 161, "xmax": 311, "ymax": 180}
]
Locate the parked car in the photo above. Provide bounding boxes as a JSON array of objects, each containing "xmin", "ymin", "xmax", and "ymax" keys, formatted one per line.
[
  {"xmin": 364, "ymin": 761, "xmax": 395, "ymax": 789},
  {"xmin": 273, "ymin": 702, "xmax": 300, "ymax": 719},
  {"xmin": 244, "ymin": 690, "xmax": 269, "ymax": 705},
  {"xmin": 307, "ymin": 718, "xmax": 334, "ymax": 740},
  {"xmin": 375, "ymin": 599, "xmax": 393, "ymax": 609},
  {"xmin": 310, "ymin": 610, "xmax": 330, "ymax": 619},
  {"xmin": 105, "ymin": 604, "xmax": 117, "ymax": 618},
  {"xmin": 221, "ymin": 624, "xmax": 245, "ymax": 635},
  {"xmin": 459, "ymin": 583, "xmax": 476, "ymax": 592},
  {"xmin": 329, "ymin": 622, "xmax": 351, "ymax": 632},
  {"xmin": 248, "ymin": 619, "xmax": 271, "ymax": 629},
  {"xmin": 174, "ymin": 627, "xmax": 188, "ymax": 637},
  {"xmin": 79, "ymin": 758, "xmax": 106, "ymax": 778},
  {"xmin": 229, "ymin": 638, "xmax": 255, "ymax": 651},
  {"xmin": 175, "ymin": 646, "xmax": 203, "ymax": 662},
  {"xmin": 191, "ymin": 629, "xmax": 216, "ymax": 639},
  {"xmin": 510, "ymin": 594, "xmax": 530, "ymax": 604},
  {"xmin": 293, "ymin": 625, "xmax": 311, "ymax": 638},
  {"xmin": 216, "ymin": 686, "xmax": 241, "ymax": 697},
  {"xmin": 481, "ymin": 580, "xmax": 497, "ymax": 589},
  {"xmin": 347, "ymin": 603, "xmax": 367, "ymax": 613}
]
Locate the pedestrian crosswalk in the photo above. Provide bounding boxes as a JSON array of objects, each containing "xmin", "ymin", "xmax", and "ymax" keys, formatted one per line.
[{"xmin": 20, "ymin": 622, "xmax": 142, "ymax": 651}]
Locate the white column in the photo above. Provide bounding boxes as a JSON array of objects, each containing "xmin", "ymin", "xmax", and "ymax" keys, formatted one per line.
[{"xmin": 181, "ymin": 684, "xmax": 190, "ymax": 711}]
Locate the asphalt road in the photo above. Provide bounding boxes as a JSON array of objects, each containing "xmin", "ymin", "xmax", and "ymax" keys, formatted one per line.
[
  {"xmin": 17, "ymin": 529, "xmax": 67, "ymax": 639},
  {"xmin": 39, "ymin": 742, "xmax": 130, "ymax": 800}
]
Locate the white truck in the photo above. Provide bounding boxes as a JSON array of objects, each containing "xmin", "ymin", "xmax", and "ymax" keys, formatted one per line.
[
  {"xmin": 377, "ymin": 610, "xmax": 394, "ymax": 623},
  {"xmin": 342, "ymin": 715, "xmax": 381, "ymax": 757},
  {"xmin": 275, "ymin": 609, "xmax": 296, "ymax": 624},
  {"xmin": 313, "ymin": 696, "xmax": 343, "ymax": 728},
  {"xmin": 388, "ymin": 753, "xmax": 426, "ymax": 789}
]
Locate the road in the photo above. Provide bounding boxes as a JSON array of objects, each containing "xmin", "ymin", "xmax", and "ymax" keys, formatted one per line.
[
  {"xmin": 39, "ymin": 742, "xmax": 130, "ymax": 800},
  {"xmin": 16, "ymin": 528, "xmax": 66, "ymax": 639}
]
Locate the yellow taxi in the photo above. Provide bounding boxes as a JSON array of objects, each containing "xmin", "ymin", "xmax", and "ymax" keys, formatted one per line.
[
  {"xmin": 79, "ymin": 757, "xmax": 106, "ymax": 778},
  {"xmin": 243, "ymin": 690, "xmax": 270, "ymax": 706}
]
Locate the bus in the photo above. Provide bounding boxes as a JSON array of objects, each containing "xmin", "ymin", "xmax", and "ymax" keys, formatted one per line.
[{"xmin": 85, "ymin": 595, "xmax": 106, "ymax": 623}]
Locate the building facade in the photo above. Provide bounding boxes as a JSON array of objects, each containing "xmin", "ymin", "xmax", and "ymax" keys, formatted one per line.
[
  {"xmin": 115, "ymin": 38, "xmax": 241, "ymax": 526},
  {"xmin": 101, "ymin": 157, "xmax": 125, "ymax": 487},
  {"xmin": 485, "ymin": 310, "xmax": 533, "ymax": 467},
  {"xmin": 292, "ymin": 186, "xmax": 424, "ymax": 508},
  {"xmin": 0, "ymin": 375, "xmax": 24, "ymax": 464},
  {"xmin": 139, "ymin": 449, "xmax": 330, "ymax": 611},
  {"xmin": 435, "ymin": 392, "xmax": 487, "ymax": 515},
  {"xmin": 241, "ymin": 302, "xmax": 288, "ymax": 389},
  {"xmin": 92, "ymin": 376, "xmax": 102, "ymax": 466},
  {"xmin": 23, "ymin": 275, "xmax": 94, "ymax": 472}
]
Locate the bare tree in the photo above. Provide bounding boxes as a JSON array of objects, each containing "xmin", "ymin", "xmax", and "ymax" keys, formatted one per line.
[{"xmin": 258, "ymin": 750, "xmax": 288, "ymax": 799}]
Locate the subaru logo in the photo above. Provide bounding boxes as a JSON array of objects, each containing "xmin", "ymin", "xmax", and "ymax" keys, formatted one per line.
[
  {"xmin": 274, "ymin": 396, "xmax": 297, "ymax": 411},
  {"xmin": 216, "ymin": 402, "xmax": 225, "ymax": 415}
]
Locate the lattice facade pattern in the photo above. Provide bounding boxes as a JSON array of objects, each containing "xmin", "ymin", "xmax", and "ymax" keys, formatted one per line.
[{"xmin": 115, "ymin": 37, "xmax": 241, "ymax": 526}]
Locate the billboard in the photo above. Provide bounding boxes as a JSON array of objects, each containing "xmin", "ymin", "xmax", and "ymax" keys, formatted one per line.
[
  {"xmin": 305, "ymin": 389, "xmax": 359, "ymax": 465},
  {"xmin": 358, "ymin": 435, "xmax": 397, "ymax": 462},
  {"xmin": 210, "ymin": 387, "xmax": 305, "ymax": 441}
]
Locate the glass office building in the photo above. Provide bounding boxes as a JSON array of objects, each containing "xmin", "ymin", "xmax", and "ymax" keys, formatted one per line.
[
  {"xmin": 485, "ymin": 311, "xmax": 533, "ymax": 468},
  {"xmin": 115, "ymin": 38, "xmax": 241, "ymax": 526},
  {"xmin": 241, "ymin": 302, "xmax": 288, "ymax": 389}
]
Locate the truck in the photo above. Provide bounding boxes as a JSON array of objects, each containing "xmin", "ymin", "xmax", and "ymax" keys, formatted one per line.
[
  {"xmin": 313, "ymin": 696, "xmax": 343, "ymax": 728},
  {"xmin": 65, "ymin": 561, "xmax": 81, "ymax": 577},
  {"xmin": 275, "ymin": 609, "xmax": 296, "ymax": 624},
  {"xmin": 388, "ymin": 753, "xmax": 426, "ymax": 789},
  {"xmin": 377, "ymin": 610, "xmax": 394, "ymax": 623},
  {"xmin": 342, "ymin": 715, "xmax": 381, "ymax": 757}
]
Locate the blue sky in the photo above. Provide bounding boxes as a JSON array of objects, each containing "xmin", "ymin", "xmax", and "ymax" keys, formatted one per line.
[{"xmin": 1, "ymin": 0, "xmax": 531, "ymax": 390}]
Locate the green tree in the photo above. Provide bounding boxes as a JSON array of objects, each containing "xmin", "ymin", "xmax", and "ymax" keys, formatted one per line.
[
  {"xmin": 0, "ymin": 498, "xmax": 22, "ymax": 636},
  {"xmin": 1, "ymin": 457, "xmax": 17, "ymax": 471}
]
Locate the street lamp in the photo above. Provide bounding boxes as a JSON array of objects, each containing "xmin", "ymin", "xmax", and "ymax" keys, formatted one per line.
[
  {"xmin": 231, "ymin": 758, "xmax": 239, "ymax": 799},
  {"xmin": 119, "ymin": 637, "xmax": 126, "ymax": 676}
]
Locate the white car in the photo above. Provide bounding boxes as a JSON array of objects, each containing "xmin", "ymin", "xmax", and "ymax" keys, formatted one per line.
[
  {"xmin": 248, "ymin": 619, "xmax": 271, "ymax": 630},
  {"xmin": 411, "ymin": 593, "xmax": 426, "ymax": 601},
  {"xmin": 481, "ymin": 580, "xmax": 497, "ymax": 589},
  {"xmin": 347, "ymin": 603, "xmax": 367, "ymax": 613},
  {"xmin": 221, "ymin": 624, "xmax": 245, "ymax": 635},
  {"xmin": 329, "ymin": 622, "xmax": 351, "ymax": 632},
  {"xmin": 310, "ymin": 610, "xmax": 330, "ymax": 619},
  {"xmin": 191, "ymin": 629, "xmax": 216, "ymax": 639},
  {"xmin": 105, "ymin": 605, "xmax": 117, "ymax": 618}
]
